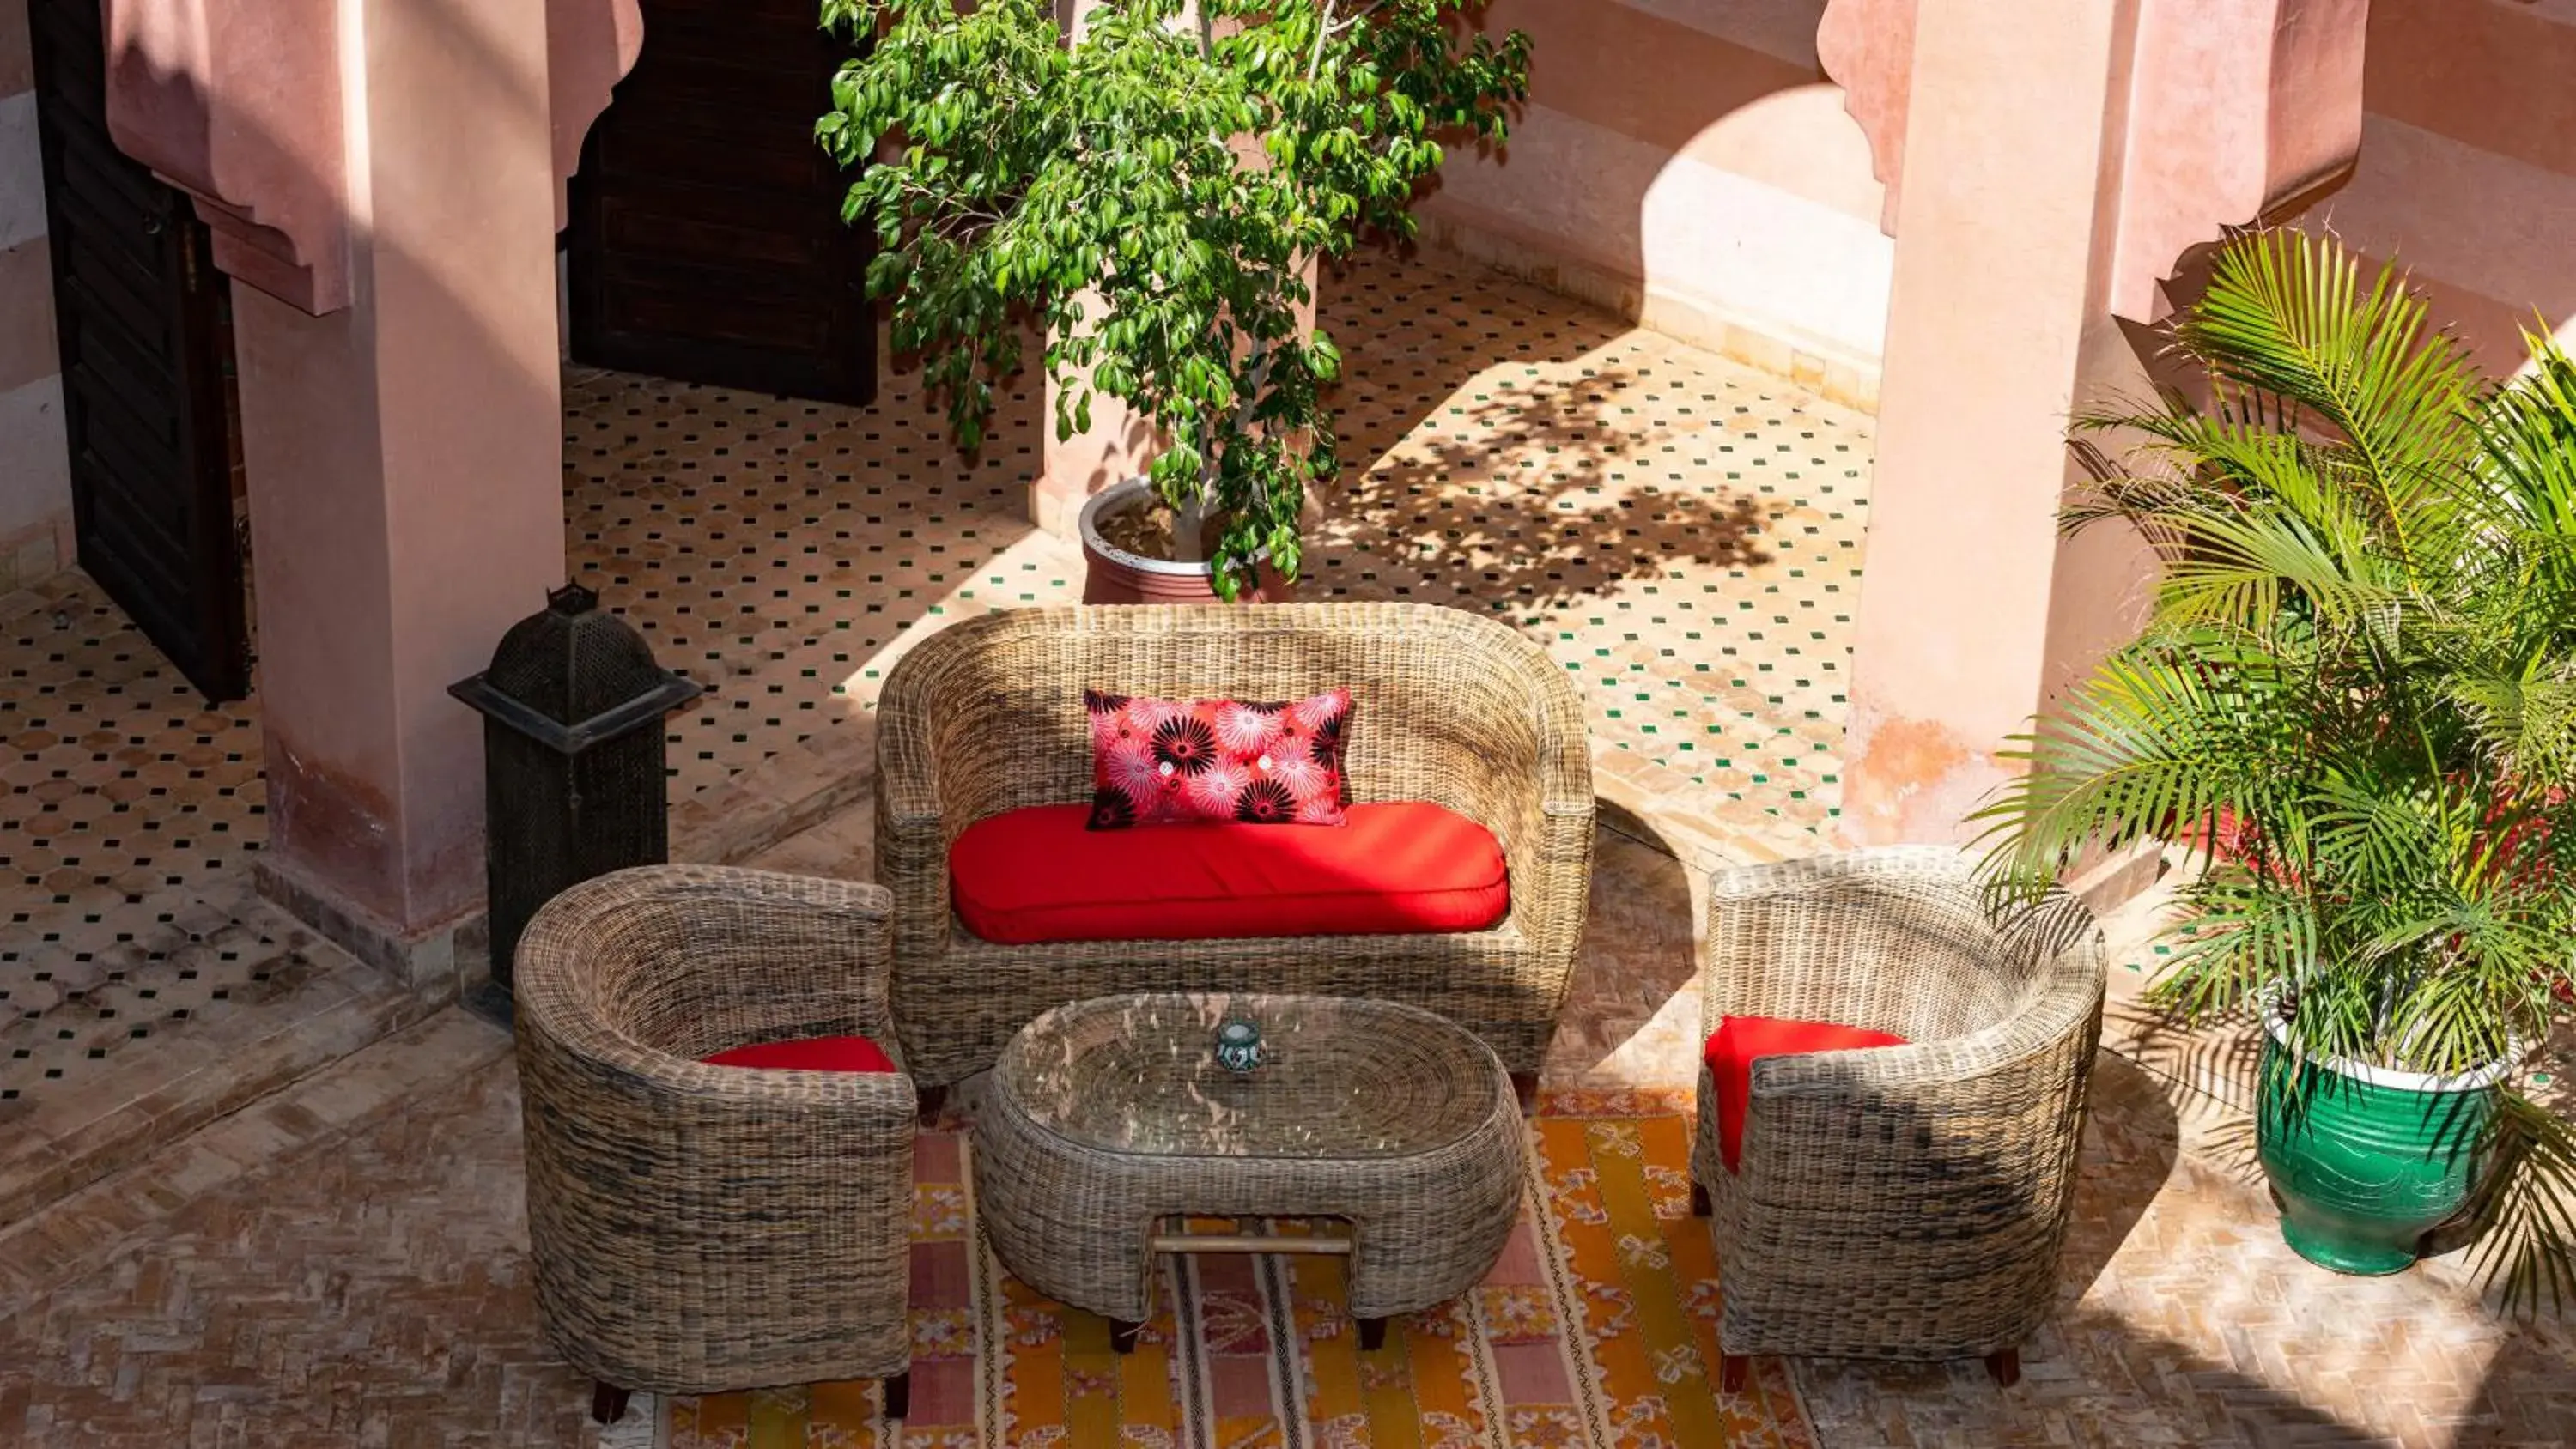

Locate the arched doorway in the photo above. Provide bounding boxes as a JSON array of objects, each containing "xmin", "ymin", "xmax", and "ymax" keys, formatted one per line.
[{"xmin": 564, "ymin": 0, "xmax": 877, "ymax": 404}]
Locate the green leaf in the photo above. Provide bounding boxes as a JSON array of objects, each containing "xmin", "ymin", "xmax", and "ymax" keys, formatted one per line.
[{"xmin": 823, "ymin": 0, "xmax": 1531, "ymax": 591}]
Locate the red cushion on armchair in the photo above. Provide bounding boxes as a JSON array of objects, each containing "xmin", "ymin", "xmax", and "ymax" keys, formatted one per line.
[
  {"xmin": 950, "ymin": 800, "xmax": 1510, "ymax": 943},
  {"xmin": 701, "ymin": 1036, "xmax": 899, "ymax": 1073},
  {"xmin": 1705, "ymin": 1016, "xmax": 1908, "ymax": 1172}
]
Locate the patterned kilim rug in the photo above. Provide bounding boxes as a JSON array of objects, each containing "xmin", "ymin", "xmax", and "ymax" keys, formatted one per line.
[{"xmin": 653, "ymin": 1090, "xmax": 1816, "ymax": 1447}]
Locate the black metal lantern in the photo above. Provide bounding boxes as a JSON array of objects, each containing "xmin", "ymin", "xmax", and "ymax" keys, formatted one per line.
[{"xmin": 450, "ymin": 583, "xmax": 702, "ymax": 1015}]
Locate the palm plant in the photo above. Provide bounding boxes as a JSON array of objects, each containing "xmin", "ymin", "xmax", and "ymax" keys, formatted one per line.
[{"xmin": 1978, "ymin": 228, "xmax": 2576, "ymax": 1312}]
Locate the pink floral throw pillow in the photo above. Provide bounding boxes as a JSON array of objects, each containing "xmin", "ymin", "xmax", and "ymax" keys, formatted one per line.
[{"xmin": 1084, "ymin": 688, "xmax": 1352, "ymax": 829}]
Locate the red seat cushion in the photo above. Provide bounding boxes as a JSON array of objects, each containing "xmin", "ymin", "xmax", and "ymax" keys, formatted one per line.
[
  {"xmin": 950, "ymin": 801, "xmax": 1510, "ymax": 944},
  {"xmin": 1704, "ymin": 1016, "xmax": 1908, "ymax": 1173},
  {"xmin": 701, "ymin": 1035, "xmax": 899, "ymax": 1073}
]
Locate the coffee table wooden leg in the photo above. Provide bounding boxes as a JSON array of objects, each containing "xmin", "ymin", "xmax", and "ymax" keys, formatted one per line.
[
  {"xmin": 1110, "ymin": 1319, "xmax": 1144, "ymax": 1355},
  {"xmin": 591, "ymin": 1383, "xmax": 632, "ymax": 1425},
  {"xmin": 1357, "ymin": 1318, "xmax": 1388, "ymax": 1353}
]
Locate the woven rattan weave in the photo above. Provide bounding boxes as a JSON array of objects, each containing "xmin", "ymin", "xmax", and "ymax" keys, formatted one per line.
[
  {"xmin": 975, "ymin": 991, "xmax": 1526, "ymax": 1335},
  {"xmin": 873, "ymin": 603, "xmax": 1595, "ymax": 1089},
  {"xmin": 1688, "ymin": 847, "xmax": 2107, "ymax": 1374},
  {"xmin": 513, "ymin": 865, "xmax": 914, "ymax": 1409}
]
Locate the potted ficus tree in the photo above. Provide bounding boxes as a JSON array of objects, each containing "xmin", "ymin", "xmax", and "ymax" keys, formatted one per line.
[
  {"xmin": 1979, "ymin": 228, "xmax": 2576, "ymax": 1309},
  {"xmin": 817, "ymin": 0, "xmax": 1531, "ymax": 601}
]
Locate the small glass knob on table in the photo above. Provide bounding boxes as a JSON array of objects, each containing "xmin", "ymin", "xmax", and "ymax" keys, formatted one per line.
[{"xmin": 1215, "ymin": 1018, "xmax": 1263, "ymax": 1073}]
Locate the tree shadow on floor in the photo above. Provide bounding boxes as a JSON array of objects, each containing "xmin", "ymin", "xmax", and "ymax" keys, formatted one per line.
[
  {"xmin": 1305, "ymin": 357, "xmax": 1778, "ymax": 616},
  {"xmin": 2459, "ymin": 1315, "xmax": 2576, "ymax": 1446},
  {"xmin": 1316, "ymin": 247, "xmax": 1634, "ymax": 476}
]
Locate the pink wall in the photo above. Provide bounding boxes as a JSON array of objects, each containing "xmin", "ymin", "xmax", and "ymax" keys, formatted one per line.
[
  {"xmin": 0, "ymin": 0, "xmax": 72, "ymax": 592},
  {"xmin": 1423, "ymin": 0, "xmax": 1891, "ymax": 409},
  {"xmin": 2293, "ymin": 0, "xmax": 2576, "ymax": 374}
]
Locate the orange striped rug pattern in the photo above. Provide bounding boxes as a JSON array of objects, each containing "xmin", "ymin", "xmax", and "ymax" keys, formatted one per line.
[{"xmin": 662, "ymin": 1090, "xmax": 1816, "ymax": 1447}]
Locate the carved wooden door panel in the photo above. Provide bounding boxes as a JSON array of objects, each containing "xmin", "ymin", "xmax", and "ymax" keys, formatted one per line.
[
  {"xmin": 566, "ymin": 0, "xmax": 877, "ymax": 403},
  {"xmin": 26, "ymin": 0, "xmax": 248, "ymax": 702}
]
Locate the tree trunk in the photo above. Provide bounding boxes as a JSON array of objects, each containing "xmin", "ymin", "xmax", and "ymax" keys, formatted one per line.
[{"xmin": 1170, "ymin": 493, "xmax": 1212, "ymax": 564}]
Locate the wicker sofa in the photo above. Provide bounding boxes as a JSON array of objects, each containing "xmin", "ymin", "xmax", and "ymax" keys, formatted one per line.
[
  {"xmin": 874, "ymin": 602, "xmax": 1595, "ymax": 1100},
  {"xmin": 514, "ymin": 865, "xmax": 915, "ymax": 1423},
  {"xmin": 1689, "ymin": 848, "xmax": 2107, "ymax": 1387}
]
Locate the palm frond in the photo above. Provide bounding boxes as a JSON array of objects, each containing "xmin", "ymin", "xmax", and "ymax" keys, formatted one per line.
[
  {"xmin": 2149, "ymin": 500, "xmax": 2410, "ymax": 634},
  {"xmin": 1973, "ymin": 643, "xmax": 2300, "ymax": 882},
  {"xmin": 2148, "ymin": 870, "xmax": 2322, "ymax": 1024},
  {"xmin": 2466, "ymin": 1090, "xmax": 2576, "ymax": 1318},
  {"xmin": 2177, "ymin": 230, "xmax": 2479, "ymax": 579},
  {"xmin": 2470, "ymin": 338, "xmax": 2576, "ymax": 646},
  {"xmin": 2450, "ymin": 674, "xmax": 2576, "ymax": 785}
]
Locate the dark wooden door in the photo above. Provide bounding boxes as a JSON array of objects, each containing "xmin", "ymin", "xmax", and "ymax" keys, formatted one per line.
[
  {"xmin": 27, "ymin": 0, "xmax": 247, "ymax": 702},
  {"xmin": 567, "ymin": 0, "xmax": 877, "ymax": 404}
]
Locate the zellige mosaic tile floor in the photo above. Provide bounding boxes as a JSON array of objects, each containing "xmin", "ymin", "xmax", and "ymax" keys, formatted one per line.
[
  {"xmin": 1310, "ymin": 259, "xmax": 1866, "ymax": 855},
  {"xmin": 0, "ymin": 246, "xmax": 1866, "ymax": 1129},
  {"xmin": 0, "ymin": 579, "xmax": 268, "ymax": 1110},
  {"xmin": 558, "ymin": 364, "xmax": 1047, "ymax": 802}
]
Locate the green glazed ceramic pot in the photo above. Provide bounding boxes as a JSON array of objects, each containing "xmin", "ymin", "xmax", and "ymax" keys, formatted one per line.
[{"xmin": 2255, "ymin": 1009, "xmax": 2508, "ymax": 1276}]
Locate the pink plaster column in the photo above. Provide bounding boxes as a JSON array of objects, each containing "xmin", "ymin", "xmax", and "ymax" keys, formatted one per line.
[
  {"xmin": 1833, "ymin": 0, "xmax": 2366, "ymax": 849},
  {"xmin": 235, "ymin": 0, "xmax": 571, "ymax": 990},
  {"xmin": 104, "ymin": 0, "xmax": 621, "ymax": 991},
  {"xmin": 1837, "ymin": 0, "xmax": 2157, "ymax": 847}
]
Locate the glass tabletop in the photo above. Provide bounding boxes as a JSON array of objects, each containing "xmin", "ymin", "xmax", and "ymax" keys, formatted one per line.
[{"xmin": 995, "ymin": 992, "xmax": 1506, "ymax": 1160}]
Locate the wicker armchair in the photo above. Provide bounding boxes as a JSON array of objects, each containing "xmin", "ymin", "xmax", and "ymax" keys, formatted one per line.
[
  {"xmin": 514, "ymin": 865, "xmax": 915, "ymax": 1424},
  {"xmin": 1690, "ymin": 848, "xmax": 2106, "ymax": 1387},
  {"xmin": 874, "ymin": 602, "xmax": 1595, "ymax": 1097}
]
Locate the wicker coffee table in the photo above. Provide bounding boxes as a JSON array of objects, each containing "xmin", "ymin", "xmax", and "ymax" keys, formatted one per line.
[{"xmin": 975, "ymin": 991, "xmax": 1525, "ymax": 1352}]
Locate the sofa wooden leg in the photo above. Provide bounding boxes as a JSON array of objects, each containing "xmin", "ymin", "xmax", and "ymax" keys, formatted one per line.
[
  {"xmin": 1509, "ymin": 1072, "xmax": 1539, "ymax": 1115},
  {"xmin": 916, "ymin": 1083, "xmax": 950, "ymax": 1127},
  {"xmin": 1719, "ymin": 1353, "xmax": 1750, "ymax": 1394},
  {"xmin": 884, "ymin": 1371, "xmax": 911, "ymax": 1421},
  {"xmin": 1357, "ymin": 1317, "xmax": 1388, "ymax": 1352},
  {"xmin": 1690, "ymin": 1181, "xmax": 1711, "ymax": 1217},
  {"xmin": 591, "ymin": 1382, "xmax": 632, "ymax": 1425},
  {"xmin": 1984, "ymin": 1348, "xmax": 2020, "ymax": 1387},
  {"xmin": 1110, "ymin": 1319, "xmax": 1143, "ymax": 1355}
]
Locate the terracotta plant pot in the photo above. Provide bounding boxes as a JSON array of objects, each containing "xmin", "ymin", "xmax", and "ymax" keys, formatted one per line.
[
  {"xmin": 2255, "ymin": 1001, "xmax": 2510, "ymax": 1276},
  {"xmin": 1078, "ymin": 477, "xmax": 1289, "ymax": 605}
]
